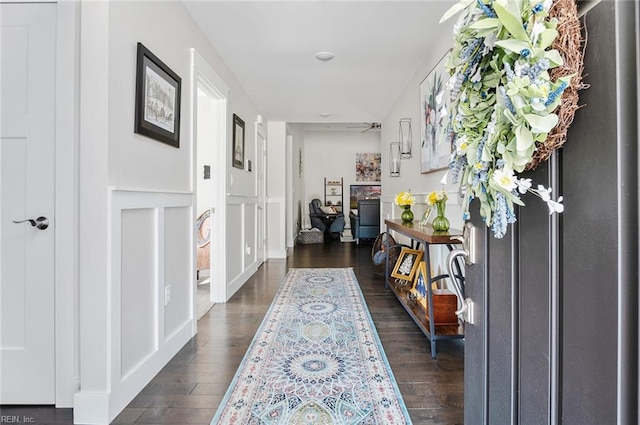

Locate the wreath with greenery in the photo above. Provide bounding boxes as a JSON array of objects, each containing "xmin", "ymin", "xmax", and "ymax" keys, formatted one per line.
[{"xmin": 441, "ymin": 0, "xmax": 584, "ymax": 238}]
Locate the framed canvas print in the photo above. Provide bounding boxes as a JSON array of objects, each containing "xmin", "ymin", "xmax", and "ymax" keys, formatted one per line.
[
  {"xmin": 232, "ymin": 114, "xmax": 245, "ymax": 169},
  {"xmin": 391, "ymin": 247, "xmax": 423, "ymax": 283},
  {"xmin": 420, "ymin": 50, "xmax": 453, "ymax": 173},
  {"xmin": 134, "ymin": 43, "xmax": 181, "ymax": 148},
  {"xmin": 355, "ymin": 153, "xmax": 381, "ymax": 181}
]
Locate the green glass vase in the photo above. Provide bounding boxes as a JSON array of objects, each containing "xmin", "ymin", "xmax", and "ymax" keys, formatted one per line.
[
  {"xmin": 401, "ymin": 205, "xmax": 414, "ymax": 223},
  {"xmin": 432, "ymin": 201, "xmax": 450, "ymax": 231}
]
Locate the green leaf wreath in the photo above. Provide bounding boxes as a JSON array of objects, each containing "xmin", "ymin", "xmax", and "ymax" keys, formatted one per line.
[{"xmin": 441, "ymin": 0, "xmax": 569, "ymax": 238}]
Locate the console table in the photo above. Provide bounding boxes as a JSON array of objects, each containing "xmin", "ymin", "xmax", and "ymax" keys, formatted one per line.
[{"xmin": 384, "ymin": 219, "xmax": 465, "ymax": 358}]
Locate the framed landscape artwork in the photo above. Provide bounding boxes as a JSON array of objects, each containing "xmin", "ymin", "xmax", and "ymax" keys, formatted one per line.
[
  {"xmin": 419, "ymin": 50, "xmax": 453, "ymax": 173},
  {"xmin": 134, "ymin": 43, "xmax": 182, "ymax": 148}
]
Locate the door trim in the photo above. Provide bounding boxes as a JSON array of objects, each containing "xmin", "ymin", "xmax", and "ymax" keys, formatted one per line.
[
  {"xmin": 191, "ymin": 49, "xmax": 229, "ymax": 304},
  {"xmin": 54, "ymin": 0, "xmax": 80, "ymax": 407}
]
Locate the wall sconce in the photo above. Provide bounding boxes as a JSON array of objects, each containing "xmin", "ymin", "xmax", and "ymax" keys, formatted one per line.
[
  {"xmin": 399, "ymin": 118, "xmax": 412, "ymax": 158},
  {"xmin": 390, "ymin": 142, "xmax": 401, "ymax": 177}
]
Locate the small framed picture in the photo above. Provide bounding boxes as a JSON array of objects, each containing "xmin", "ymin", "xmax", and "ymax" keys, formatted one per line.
[
  {"xmin": 419, "ymin": 205, "xmax": 434, "ymax": 226},
  {"xmin": 134, "ymin": 43, "xmax": 181, "ymax": 148},
  {"xmin": 391, "ymin": 247, "xmax": 423, "ymax": 283},
  {"xmin": 232, "ymin": 114, "xmax": 245, "ymax": 169},
  {"xmin": 410, "ymin": 261, "xmax": 429, "ymax": 309}
]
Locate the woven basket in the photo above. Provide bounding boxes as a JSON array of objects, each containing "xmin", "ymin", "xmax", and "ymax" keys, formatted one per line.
[{"xmin": 371, "ymin": 232, "xmax": 409, "ymax": 277}]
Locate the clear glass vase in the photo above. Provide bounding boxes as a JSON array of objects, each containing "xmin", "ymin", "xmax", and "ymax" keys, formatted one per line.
[{"xmin": 432, "ymin": 201, "xmax": 450, "ymax": 231}]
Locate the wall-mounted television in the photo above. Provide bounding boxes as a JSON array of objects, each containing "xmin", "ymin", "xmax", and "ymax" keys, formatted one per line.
[{"xmin": 350, "ymin": 185, "xmax": 382, "ymax": 209}]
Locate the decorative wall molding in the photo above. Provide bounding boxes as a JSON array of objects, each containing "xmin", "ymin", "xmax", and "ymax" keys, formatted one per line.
[{"xmin": 74, "ymin": 188, "xmax": 195, "ymax": 424}]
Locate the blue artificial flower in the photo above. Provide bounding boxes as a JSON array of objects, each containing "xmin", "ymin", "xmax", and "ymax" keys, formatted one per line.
[
  {"xmin": 520, "ymin": 49, "xmax": 531, "ymax": 58},
  {"xmin": 450, "ymin": 73, "xmax": 466, "ymax": 100},
  {"xmin": 544, "ymin": 81, "xmax": 568, "ymax": 107},
  {"xmin": 461, "ymin": 38, "xmax": 482, "ymax": 61},
  {"xmin": 476, "ymin": 0, "xmax": 497, "ymax": 18},
  {"xmin": 491, "ymin": 192, "xmax": 508, "ymax": 238},
  {"xmin": 532, "ymin": 3, "xmax": 544, "ymax": 14},
  {"xmin": 527, "ymin": 58, "xmax": 550, "ymax": 80},
  {"xmin": 499, "ymin": 86, "xmax": 516, "ymax": 114},
  {"xmin": 449, "ymin": 155, "xmax": 467, "ymax": 183}
]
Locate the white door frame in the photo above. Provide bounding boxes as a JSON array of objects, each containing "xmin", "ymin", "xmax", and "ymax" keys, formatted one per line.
[
  {"xmin": 191, "ymin": 49, "xmax": 229, "ymax": 305},
  {"xmin": 53, "ymin": 0, "xmax": 80, "ymax": 407},
  {"xmin": 255, "ymin": 122, "xmax": 267, "ymax": 264}
]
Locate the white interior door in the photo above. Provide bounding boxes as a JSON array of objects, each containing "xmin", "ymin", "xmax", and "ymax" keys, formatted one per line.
[{"xmin": 0, "ymin": 3, "xmax": 56, "ymax": 404}]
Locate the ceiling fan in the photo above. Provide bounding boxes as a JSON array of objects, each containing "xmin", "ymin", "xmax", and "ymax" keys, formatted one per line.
[{"xmin": 347, "ymin": 122, "xmax": 382, "ymax": 132}]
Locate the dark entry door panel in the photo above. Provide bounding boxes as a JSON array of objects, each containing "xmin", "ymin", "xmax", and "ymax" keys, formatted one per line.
[{"xmin": 463, "ymin": 2, "xmax": 638, "ymax": 424}]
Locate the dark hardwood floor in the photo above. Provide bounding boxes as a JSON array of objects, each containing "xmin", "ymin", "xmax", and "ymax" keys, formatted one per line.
[{"xmin": 1, "ymin": 241, "xmax": 463, "ymax": 424}]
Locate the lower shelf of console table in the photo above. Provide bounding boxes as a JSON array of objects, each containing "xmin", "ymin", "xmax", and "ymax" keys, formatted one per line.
[{"xmin": 386, "ymin": 278, "xmax": 464, "ymax": 345}]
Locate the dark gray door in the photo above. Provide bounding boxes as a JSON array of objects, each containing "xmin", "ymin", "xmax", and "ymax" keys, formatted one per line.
[{"xmin": 463, "ymin": 2, "xmax": 638, "ymax": 424}]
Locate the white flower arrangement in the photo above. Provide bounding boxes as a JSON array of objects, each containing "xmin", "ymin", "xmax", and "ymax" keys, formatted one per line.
[{"xmin": 441, "ymin": 0, "xmax": 568, "ymax": 238}]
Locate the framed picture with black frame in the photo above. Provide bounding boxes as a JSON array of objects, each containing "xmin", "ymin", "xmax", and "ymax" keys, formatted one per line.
[
  {"xmin": 232, "ymin": 114, "xmax": 245, "ymax": 169},
  {"xmin": 134, "ymin": 43, "xmax": 182, "ymax": 148}
]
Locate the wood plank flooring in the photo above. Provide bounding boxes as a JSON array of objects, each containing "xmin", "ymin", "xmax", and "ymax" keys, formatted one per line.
[{"xmin": 0, "ymin": 241, "xmax": 463, "ymax": 424}]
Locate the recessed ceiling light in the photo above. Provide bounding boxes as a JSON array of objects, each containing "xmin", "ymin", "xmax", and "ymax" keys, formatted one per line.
[
  {"xmin": 314, "ymin": 51, "xmax": 335, "ymax": 62},
  {"xmin": 319, "ymin": 112, "xmax": 331, "ymax": 118}
]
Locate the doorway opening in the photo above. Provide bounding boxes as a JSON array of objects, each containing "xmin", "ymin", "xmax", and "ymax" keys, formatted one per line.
[{"xmin": 191, "ymin": 49, "xmax": 229, "ymax": 320}]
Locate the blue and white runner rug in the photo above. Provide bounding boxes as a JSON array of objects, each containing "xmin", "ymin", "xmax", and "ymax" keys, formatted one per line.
[{"xmin": 211, "ymin": 268, "xmax": 412, "ymax": 424}]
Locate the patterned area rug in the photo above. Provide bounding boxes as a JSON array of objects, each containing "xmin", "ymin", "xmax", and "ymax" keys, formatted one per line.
[{"xmin": 211, "ymin": 268, "xmax": 412, "ymax": 424}]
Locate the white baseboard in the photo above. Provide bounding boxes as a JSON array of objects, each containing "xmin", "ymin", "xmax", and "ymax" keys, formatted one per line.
[{"xmin": 73, "ymin": 320, "xmax": 194, "ymax": 424}]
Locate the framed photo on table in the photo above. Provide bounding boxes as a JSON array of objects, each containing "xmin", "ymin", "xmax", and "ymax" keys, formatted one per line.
[
  {"xmin": 410, "ymin": 261, "xmax": 429, "ymax": 309},
  {"xmin": 391, "ymin": 247, "xmax": 423, "ymax": 283},
  {"xmin": 134, "ymin": 43, "xmax": 182, "ymax": 148},
  {"xmin": 419, "ymin": 49, "xmax": 453, "ymax": 173},
  {"xmin": 232, "ymin": 114, "xmax": 245, "ymax": 169}
]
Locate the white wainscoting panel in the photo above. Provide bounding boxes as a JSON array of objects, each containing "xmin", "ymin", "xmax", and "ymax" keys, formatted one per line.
[
  {"xmin": 267, "ymin": 197, "xmax": 286, "ymax": 258},
  {"xmin": 120, "ymin": 208, "xmax": 157, "ymax": 378},
  {"xmin": 106, "ymin": 188, "xmax": 195, "ymax": 423},
  {"xmin": 226, "ymin": 203, "xmax": 244, "ymax": 280},
  {"xmin": 164, "ymin": 206, "xmax": 192, "ymax": 338},
  {"xmin": 225, "ymin": 195, "xmax": 261, "ymax": 300}
]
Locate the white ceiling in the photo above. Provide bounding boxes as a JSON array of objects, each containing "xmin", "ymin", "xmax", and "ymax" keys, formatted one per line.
[{"xmin": 183, "ymin": 0, "xmax": 455, "ymax": 126}]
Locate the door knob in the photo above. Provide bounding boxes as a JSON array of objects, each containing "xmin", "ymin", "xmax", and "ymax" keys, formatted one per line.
[
  {"xmin": 12, "ymin": 216, "xmax": 49, "ymax": 230},
  {"xmin": 446, "ymin": 222, "xmax": 479, "ymax": 324}
]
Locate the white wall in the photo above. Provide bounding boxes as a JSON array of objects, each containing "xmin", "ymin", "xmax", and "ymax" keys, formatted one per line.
[
  {"xmin": 303, "ymin": 129, "xmax": 382, "ymax": 228},
  {"xmin": 379, "ymin": 23, "xmax": 461, "ymax": 288},
  {"xmin": 74, "ymin": 1, "xmax": 263, "ymax": 423},
  {"xmin": 287, "ymin": 124, "xmax": 305, "ymax": 246},
  {"xmin": 196, "ymin": 91, "xmax": 214, "ymax": 216},
  {"xmin": 266, "ymin": 122, "xmax": 287, "ymax": 258},
  {"xmin": 380, "ymin": 24, "xmax": 461, "ymax": 228}
]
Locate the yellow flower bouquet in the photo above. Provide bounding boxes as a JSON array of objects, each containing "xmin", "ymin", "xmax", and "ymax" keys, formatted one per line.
[
  {"xmin": 395, "ymin": 191, "xmax": 415, "ymax": 223},
  {"xmin": 394, "ymin": 191, "xmax": 415, "ymax": 207}
]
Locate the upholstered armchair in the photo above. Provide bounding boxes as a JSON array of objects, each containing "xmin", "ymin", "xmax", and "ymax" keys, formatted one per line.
[
  {"xmin": 309, "ymin": 198, "xmax": 345, "ymax": 239},
  {"xmin": 349, "ymin": 199, "xmax": 380, "ymax": 244}
]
